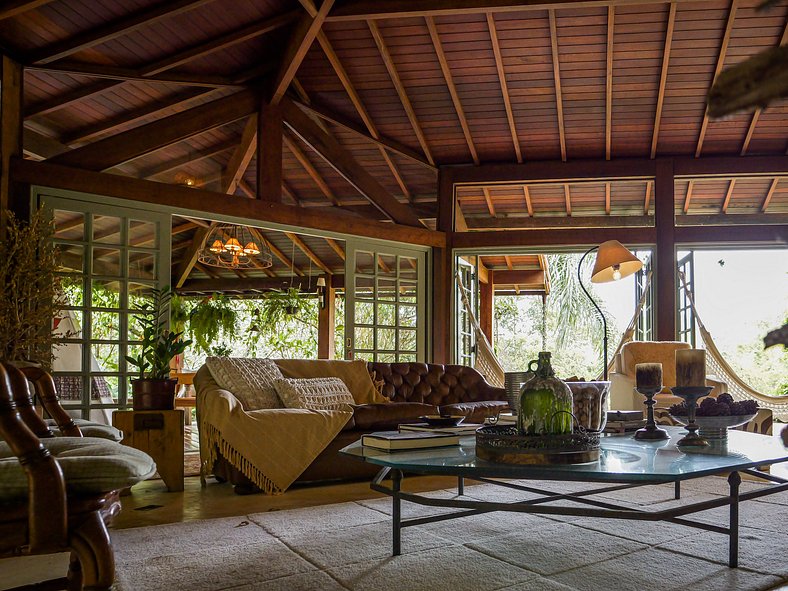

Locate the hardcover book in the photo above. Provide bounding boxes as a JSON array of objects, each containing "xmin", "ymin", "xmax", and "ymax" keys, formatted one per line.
[{"xmin": 361, "ymin": 430, "xmax": 461, "ymax": 451}]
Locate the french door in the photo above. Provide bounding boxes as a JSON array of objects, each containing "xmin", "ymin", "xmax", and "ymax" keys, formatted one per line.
[
  {"xmin": 677, "ymin": 251, "xmax": 696, "ymax": 346},
  {"xmin": 456, "ymin": 256, "xmax": 479, "ymax": 367},
  {"xmin": 344, "ymin": 240, "xmax": 427, "ymax": 362}
]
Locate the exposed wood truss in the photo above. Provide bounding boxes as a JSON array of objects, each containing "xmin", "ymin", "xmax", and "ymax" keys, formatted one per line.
[
  {"xmin": 0, "ymin": 0, "xmax": 55, "ymax": 21},
  {"xmin": 487, "ymin": 13, "xmax": 521, "ymax": 163},
  {"xmin": 548, "ymin": 10, "xmax": 567, "ymax": 162},
  {"xmin": 605, "ymin": 6, "xmax": 614, "ymax": 161},
  {"xmin": 285, "ymin": 232, "xmax": 332, "ymax": 274},
  {"xmin": 651, "ymin": 2, "xmax": 676, "ymax": 159}
]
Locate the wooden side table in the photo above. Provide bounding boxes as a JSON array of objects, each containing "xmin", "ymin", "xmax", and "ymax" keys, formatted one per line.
[{"xmin": 112, "ymin": 410, "xmax": 184, "ymax": 492}]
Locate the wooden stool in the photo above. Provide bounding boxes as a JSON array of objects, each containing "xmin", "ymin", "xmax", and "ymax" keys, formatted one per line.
[{"xmin": 112, "ymin": 410, "xmax": 184, "ymax": 492}]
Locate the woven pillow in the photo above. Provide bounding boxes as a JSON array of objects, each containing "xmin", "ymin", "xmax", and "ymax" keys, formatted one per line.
[
  {"xmin": 205, "ymin": 357, "xmax": 284, "ymax": 410},
  {"xmin": 274, "ymin": 377, "xmax": 355, "ymax": 412}
]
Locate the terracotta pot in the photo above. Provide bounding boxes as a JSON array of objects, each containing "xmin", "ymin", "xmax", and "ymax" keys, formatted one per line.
[{"xmin": 131, "ymin": 378, "xmax": 178, "ymax": 410}]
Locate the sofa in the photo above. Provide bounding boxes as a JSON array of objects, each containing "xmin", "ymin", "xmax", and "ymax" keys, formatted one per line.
[{"xmin": 195, "ymin": 360, "xmax": 508, "ymax": 493}]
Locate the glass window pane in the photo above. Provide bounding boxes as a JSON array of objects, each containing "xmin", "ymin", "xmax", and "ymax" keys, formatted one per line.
[
  {"xmin": 377, "ymin": 278, "xmax": 397, "ymax": 301},
  {"xmin": 354, "ymin": 351, "xmax": 374, "ymax": 362},
  {"xmin": 91, "ymin": 280, "xmax": 122, "ymax": 309},
  {"xmin": 355, "ymin": 327, "xmax": 374, "ymax": 350},
  {"xmin": 92, "ymin": 375, "xmax": 119, "ymax": 403},
  {"xmin": 398, "ymin": 305, "xmax": 417, "ymax": 328},
  {"xmin": 52, "ymin": 344, "xmax": 82, "ymax": 372},
  {"xmin": 377, "ymin": 303, "xmax": 396, "ymax": 327},
  {"xmin": 53, "ymin": 210, "xmax": 85, "ymax": 241},
  {"xmin": 128, "ymin": 283, "xmax": 155, "ymax": 310},
  {"xmin": 56, "ymin": 243, "xmax": 84, "ymax": 273},
  {"xmin": 378, "ymin": 254, "xmax": 396, "ymax": 276},
  {"xmin": 398, "ymin": 353, "xmax": 416, "ymax": 363},
  {"xmin": 400, "ymin": 329, "xmax": 417, "ymax": 352},
  {"xmin": 59, "ymin": 276, "xmax": 85, "ymax": 307},
  {"xmin": 52, "ymin": 374, "xmax": 84, "ymax": 402},
  {"xmin": 354, "ymin": 276, "xmax": 374, "ymax": 300},
  {"xmin": 54, "ymin": 312, "xmax": 82, "ymax": 340},
  {"xmin": 92, "ymin": 343, "xmax": 120, "ymax": 373},
  {"xmin": 92, "ymin": 248, "xmax": 121, "ymax": 276},
  {"xmin": 127, "ymin": 315, "xmax": 150, "ymax": 342},
  {"xmin": 399, "ymin": 256, "xmax": 418, "ymax": 280},
  {"xmin": 378, "ymin": 353, "xmax": 396, "ymax": 363},
  {"xmin": 128, "ymin": 251, "xmax": 156, "ymax": 280},
  {"xmin": 355, "ymin": 251, "xmax": 374, "ymax": 274},
  {"xmin": 377, "ymin": 328, "xmax": 396, "ymax": 350},
  {"xmin": 399, "ymin": 281, "xmax": 418, "ymax": 303},
  {"xmin": 129, "ymin": 220, "xmax": 157, "ymax": 249},
  {"xmin": 354, "ymin": 301, "xmax": 374, "ymax": 325},
  {"xmin": 92, "ymin": 215, "xmax": 123, "ymax": 244},
  {"xmin": 91, "ymin": 311, "xmax": 120, "ymax": 340}
]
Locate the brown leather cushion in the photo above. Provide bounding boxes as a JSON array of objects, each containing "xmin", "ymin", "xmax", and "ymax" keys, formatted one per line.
[
  {"xmin": 351, "ymin": 402, "xmax": 438, "ymax": 431},
  {"xmin": 440, "ymin": 400, "xmax": 509, "ymax": 424}
]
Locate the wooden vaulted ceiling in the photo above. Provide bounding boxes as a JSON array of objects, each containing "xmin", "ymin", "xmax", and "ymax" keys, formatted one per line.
[{"xmin": 2, "ymin": 0, "xmax": 788, "ymax": 257}]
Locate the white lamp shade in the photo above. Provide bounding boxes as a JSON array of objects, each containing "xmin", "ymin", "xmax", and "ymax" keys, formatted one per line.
[{"xmin": 590, "ymin": 240, "xmax": 643, "ymax": 283}]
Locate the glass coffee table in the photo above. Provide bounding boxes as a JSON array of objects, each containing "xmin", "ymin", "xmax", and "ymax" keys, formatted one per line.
[{"xmin": 340, "ymin": 427, "xmax": 788, "ymax": 567}]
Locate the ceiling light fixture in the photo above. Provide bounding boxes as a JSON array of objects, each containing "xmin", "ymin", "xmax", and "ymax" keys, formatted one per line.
[{"xmin": 198, "ymin": 224, "xmax": 273, "ymax": 270}]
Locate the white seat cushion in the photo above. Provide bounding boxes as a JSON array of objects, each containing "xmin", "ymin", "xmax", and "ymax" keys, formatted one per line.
[
  {"xmin": 0, "ymin": 437, "xmax": 156, "ymax": 502},
  {"xmin": 44, "ymin": 418, "xmax": 123, "ymax": 442}
]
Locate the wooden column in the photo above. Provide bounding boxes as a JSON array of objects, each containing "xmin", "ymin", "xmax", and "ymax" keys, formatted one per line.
[
  {"xmin": 1, "ymin": 55, "xmax": 22, "ymax": 235},
  {"xmin": 479, "ymin": 269, "xmax": 493, "ymax": 345},
  {"xmin": 317, "ymin": 275, "xmax": 336, "ymax": 359},
  {"xmin": 654, "ymin": 158, "xmax": 676, "ymax": 341},
  {"xmin": 432, "ymin": 168, "xmax": 454, "ymax": 364},
  {"xmin": 257, "ymin": 102, "xmax": 283, "ymax": 202}
]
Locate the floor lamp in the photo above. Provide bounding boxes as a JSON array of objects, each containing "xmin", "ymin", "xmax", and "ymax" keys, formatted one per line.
[{"xmin": 577, "ymin": 240, "xmax": 643, "ymax": 380}]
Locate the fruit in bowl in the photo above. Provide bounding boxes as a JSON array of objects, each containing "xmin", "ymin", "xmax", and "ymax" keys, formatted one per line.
[{"xmin": 669, "ymin": 393, "xmax": 758, "ymax": 439}]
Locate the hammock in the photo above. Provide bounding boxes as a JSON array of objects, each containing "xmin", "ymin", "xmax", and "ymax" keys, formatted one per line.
[{"xmin": 455, "ymin": 272, "xmax": 505, "ymax": 388}]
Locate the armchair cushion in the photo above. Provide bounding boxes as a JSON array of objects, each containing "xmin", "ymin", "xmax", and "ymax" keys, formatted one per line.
[
  {"xmin": 352, "ymin": 402, "xmax": 438, "ymax": 430},
  {"xmin": 618, "ymin": 341, "xmax": 691, "ymax": 387},
  {"xmin": 0, "ymin": 437, "xmax": 156, "ymax": 501},
  {"xmin": 205, "ymin": 357, "xmax": 284, "ymax": 411},
  {"xmin": 44, "ymin": 418, "xmax": 122, "ymax": 442}
]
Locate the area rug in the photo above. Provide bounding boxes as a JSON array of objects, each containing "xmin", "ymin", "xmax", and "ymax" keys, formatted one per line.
[{"xmin": 111, "ymin": 477, "xmax": 788, "ymax": 591}]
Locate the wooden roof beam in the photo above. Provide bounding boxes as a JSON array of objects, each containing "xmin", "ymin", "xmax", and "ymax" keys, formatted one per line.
[
  {"xmin": 137, "ymin": 138, "xmax": 236, "ymax": 179},
  {"xmin": 47, "ymin": 89, "xmax": 259, "ymax": 171},
  {"xmin": 720, "ymin": 179, "xmax": 736, "ymax": 213},
  {"xmin": 0, "ymin": 0, "xmax": 55, "ymax": 21},
  {"xmin": 270, "ymin": 0, "xmax": 335, "ymax": 105},
  {"xmin": 285, "ymin": 232, "xmax": 332, "ymax": 274},
  {"xmin": 523, "ymin": 185, "xmax": 534, "ymax": 216},
  {"xmin": 683, "ymin": 180, "xmax": 695, "ymax": 214},
  {"xmin": 644, "ymin": 180, "xmax": 652, "ymax": 214},
  {"xmin": 282, "ymin": 97, "xmax": 423, "ymax": 226},
  {"xmin": 482, "ymin": 187, "xmax": 496, "ymax": 217},
  {"xmin": 695, "ymin": 0, "xmax": 738, "ymax": 158},
  {"xmin": 222, "ymin": 115, "xmax": 258, "ymax": 195},
  {"xmin": 548, "ymin": 10, "xmax": 567, "ymax": 162},
  {"xmin": 325, "ymin": 238, "xmax": 346, "ymax": 261},
  {"xmin": 178, "ymin": 276, "xmax": 318, "ymax": 293},
  {"xmin": 761, "ymin": 178, "xmax": 779, "ymax": 212},
  {"xmin": 367, "ymin": 20, "xmax": 435, "ymax": 166},
  {"xmin": 564, "ymin": 183, "xmax": 572, "ymax": 216},
  {"xmin": 605, "ymin": 6, "xmax": 614, "ymax": 161},
  {"xmin": 27, "ymin": 61, "xmax": 236, "ymax": 88},
  {"xmin": 487, "ymin": 13, "xmax": 521, "ymax": 163},
  {"xmin": 317, "ymin": 30, "xmax": 411, "ymax": 199},
  {"xmin": 605, "ymin": 181, "xmax": 611, "ymax": 214},
  {"xmin": 426, "ymin": 17, "xmax": 479, "ymax": 165},
  {"xmin": 283, "ymin": 132, "xmax": 339, "ymax": 206},
  {"xmin": 651, "ymin": 2, "xmax": 676, "ymax": 159},
  {"xmin": 248, "ymin": 227, "xmax": 305, "ymax": 276}
]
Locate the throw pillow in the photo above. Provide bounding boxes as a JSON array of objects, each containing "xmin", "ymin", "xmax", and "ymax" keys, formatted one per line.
[
  {"xmin": 274, "ymin": 377, "xmax": 355, "ymax": 412},
  {"xmin": 205, "ymin": 357, "xmax": 284, "ymax": 411}
]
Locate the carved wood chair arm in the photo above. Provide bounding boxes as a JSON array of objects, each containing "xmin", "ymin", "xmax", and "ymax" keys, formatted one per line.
[{"xmin": 19, "ymin": 366, "xmax": 82, "ymax": 437}]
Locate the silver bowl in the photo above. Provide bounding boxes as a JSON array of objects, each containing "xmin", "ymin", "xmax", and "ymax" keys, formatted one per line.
[{"xmin": 668, "ymin": 413, "xmax": 757, "ymax": 440}]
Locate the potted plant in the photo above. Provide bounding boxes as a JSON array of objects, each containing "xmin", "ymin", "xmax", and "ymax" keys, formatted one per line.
[
  {"xmin": 126, "ymin": 286, "xmax": 192, "ymax": 410},
  {"xmin": 188, "ymin": 293, "xmax": 237, "ymax": 355},
  {"xmin": 260, "ymin": 287, "xmax": 305, "ymax": 323}
]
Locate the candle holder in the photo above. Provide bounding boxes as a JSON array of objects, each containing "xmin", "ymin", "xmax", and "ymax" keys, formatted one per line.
[
  {"xmin": 669, "ymin": 386, "xmax": 713, "ymax": 447},
  {"xmin": 634, "ymin": 385, "xmax": 670, "ymax": 440}
]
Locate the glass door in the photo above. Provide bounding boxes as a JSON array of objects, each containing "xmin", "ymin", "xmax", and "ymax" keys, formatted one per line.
[
  {"xmin": 39, "ymin": 193, "xmax": 170, "ymax": 421},
  {"xmin": 677, "ymin": 251, "xmax": 696, "ymax": 346},
  {"xmin": 455, "ymin": 256, "xmax": 478, "ymax": 367},
  {"xmin": 344, "ymin": 240, "xmax": 427, "ymax": 362}
]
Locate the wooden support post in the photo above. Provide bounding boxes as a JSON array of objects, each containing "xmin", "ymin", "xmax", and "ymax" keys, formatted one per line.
[
  {"xmin": 433, "ymin": 168, "xmax": 455, "ymax": 363},
  {"xmin": 257, "ymin": 102, "xmax": 283, "ymax": 201},
  {"xmin": 317, "ymin": 275, "xmax": 336, "ymax": 359},
  {"xmin": 479, "ymin": 268, "xmax": 493, "ymax": 346},
  {"xmin": 1, "ymin": 55, "xmax": 22, "ymax": 235},
  {"xmin": 654, "ymin": 158, "xmax": 676, "ymax": 341}
]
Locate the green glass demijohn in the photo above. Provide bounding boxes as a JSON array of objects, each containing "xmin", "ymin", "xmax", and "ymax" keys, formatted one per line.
[{"xmin": 517, "ymin": 352, "xmax": 573, "ymax": 435}]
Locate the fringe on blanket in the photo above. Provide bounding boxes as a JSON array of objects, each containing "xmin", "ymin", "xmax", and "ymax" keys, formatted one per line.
[{"xmin": 200, "ymin": 421, "xmax": 283, "ymax": 495}]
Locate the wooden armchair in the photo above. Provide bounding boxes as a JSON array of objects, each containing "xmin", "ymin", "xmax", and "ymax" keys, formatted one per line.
[{"xmin": 0, "ymin": 362, "xmax": 156, "ymax": 590}]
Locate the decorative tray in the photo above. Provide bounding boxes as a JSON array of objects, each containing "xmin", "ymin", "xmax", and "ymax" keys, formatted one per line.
[{"xmin": 476, "ymin": 425, "xmax": 600, "ymax": 465}]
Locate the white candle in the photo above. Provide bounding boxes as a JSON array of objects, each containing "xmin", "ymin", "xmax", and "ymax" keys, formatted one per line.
[
  {"xmin": 636, "ymin": 363, "xmax": 662, "ymax": 389},
  {"xmin": 676, "ymin": 349, "xmax": 706, "ymax": 387}
]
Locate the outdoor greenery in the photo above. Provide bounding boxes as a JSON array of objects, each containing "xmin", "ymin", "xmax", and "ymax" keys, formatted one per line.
[{"xmin": 188, "ymin": 294, "xmax": 238, "ymax": 355}]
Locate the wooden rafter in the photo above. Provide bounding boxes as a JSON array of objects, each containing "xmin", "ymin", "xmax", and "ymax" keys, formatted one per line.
[
  {"xmin": 281, "ymin": 180, "xmax": 302, "ymax": 206},
  {"xmin": 643, "ymin": 181, "xmax": 652, "ymax": 214},
  {"xmin": 237, "ymin": 179, "xmax": 256, "ymax": 199},
  {"xmin": 548, "ymin": 10, "xmax": 567, "ymax": 162},
  {"xmin": 740, "ymin": 19, "xmax": 788, "ymax": 156},
  {"xmin": 504, "ymin": 255, "xmax": 519, "ymax": 294},
  {"xmin": 283, "ymin": 133, "xmax": 339, "ymax": 206},
  {"xmin": 285, "ymin": 232, "xmax": 332, "ymax": 274},
  {"xmin": 426, "ymin": 17, "xmax": 479, "ymax": 165},
  {"xmin": 695, "ymin": 0, "xmax": 739, "ymax": 158},
  {"xmin": 367, "ymin": 20, "xmax": 435, "ymax": 166},
  {"xmin": 316, "ymin": 31, "xmax": 411, "ymax": 198},
  {"xmin": 282, "ymin": 98, "xmax": 422, "ymax": 226},
  {"xmin": 26, "ymin": 81, "xmax": 120, "ymax": 119},
  {"xmin": 605, "ymin": 6, "xmax": 614, "ymax": 161},
  {"xmin": 487, "ymin": 13, "xmax": 521, "ymax": 163},
  {"xmin": 48, "ymin": 89, "xmax": 259, "ymax": 171},
  {"xmin": 223, "ymin": 115, "xmax": 258, "ymax": 195},
  {"xmin": 27, "ymin": 61, "xmax": 236, "ymax": 88},
  {"xmin": 482, "ymin": 187, "xmax": 496, "ymax": 217},
  {"xmin": 651, "ymin": 2, "xmax": 676, "ymax": 159},
  {"xmin": 683, "ymin": 180, "xmax": 695, "ymax": 213},
  {"xmin": 523, "ymin": 185, "xmax": 534, "ymax": 216},
  {"xmin": 721, "ymin": 179, "xmax": 736, "ymax": 213},
  {"xmin": 270, "ymin": 0, "xmax": 335, "ymax": 105},
  {"xmin": 761, "ymin": 178, "xmax": 779, "ymax": 212},
  {"xmin": 0, "ymin": 0, "xmax": 55, "ymax": 21},
  {"xmin": 455, "ymin": 201, "xmax": 469, "ymax": 231},
  {"xmin": 248, "ymin": 227, "xmax": 305, "ymax": 276},
  {"xmin": 137, "ymin": 138, "xmax": 236, "ymax": 179},
  {"xmin": 325, "ymin": 238, "xmax": 346, "ymax": 261},
  {"xmin": 564, "ymin": 183, "xmax": 572, "ymax": 216},
  {"xmin": 605, "ymin": 181, "xmax": 611, "ymax": 214}
]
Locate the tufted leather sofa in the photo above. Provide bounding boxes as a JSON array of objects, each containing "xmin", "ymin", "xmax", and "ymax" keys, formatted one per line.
[{"xmin": 211, "ymin": 361, "xmax": 507, "ymax": 492}]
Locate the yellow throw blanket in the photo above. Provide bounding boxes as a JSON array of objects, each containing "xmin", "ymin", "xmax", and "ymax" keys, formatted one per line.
[
  {"xmin": 274, "ymin": 358, "xmax": 388, "ymax": 405},
  {"xmin": 196, "ymin": 368, "xmax": 352, "ymax": 494}
]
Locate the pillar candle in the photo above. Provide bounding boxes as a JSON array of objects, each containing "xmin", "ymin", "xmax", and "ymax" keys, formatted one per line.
[
  {"xmin": 675, "ymin": 349, "xmax": 706, "ymax": 387},
  {"xmin": 636, "ymin": 363, "xmax": 662, "ymax": 389}
]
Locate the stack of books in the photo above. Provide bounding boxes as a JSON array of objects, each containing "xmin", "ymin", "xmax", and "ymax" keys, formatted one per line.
[
  {"xmin": 605, "ymin": 410, "xmax": 646, "ymax": 433},
  {"xmin": 361, "ymin": 430, "xmax": 461, "ymax": 451},
  {"xmin": 398, "ymin": 423, "xmax": 482, "ymax": 435}
]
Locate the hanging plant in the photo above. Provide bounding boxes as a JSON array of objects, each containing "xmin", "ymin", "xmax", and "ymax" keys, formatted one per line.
[
  {"xmin": 259, "ymin": 287, "xmax": 308, "ymax": 325},
  {"xmin": 188, "ymin": 293, "xmax": 238, "ymax": 354}
]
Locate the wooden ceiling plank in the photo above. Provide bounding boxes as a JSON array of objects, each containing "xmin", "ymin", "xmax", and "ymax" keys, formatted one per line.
[
  {"xmin": 30, "ymin": 0, "xmax": 216, "ymax": 63},
  {"xmin": 285, "ymin": 232, "xmax": 332, "ymax": 274},
  {"xmin": 720, "ymin": 179, "xmax": 736, "ymax": 213},
  {"xmin": 487, "ymin": 13, "xmax": 521, "ymax": 164},
  {"xmin": 651, "ymin": 2, "xmax": 676, "ymax": 159},
  {"xmin": 695, "ymin": 0, "xmax": 738, "ymax": 159},
  {"xmin": 281, "ymin": 180, "xmax": 302, "ymax": 206},
  {"xmin": 482, "ymin": 187, "xmax": 496, "ymax": 217},
  {"xmin": 761, "ymin": 178, "xmax": 779, "ymax": 212},
  {"xmin": 605, "ymin": 6, "xmax": 614, "ymax": 161},
  {"xmin": 683, "ymin": 180, "xmax": 695, "ymax": 214},
  {"xmin": 283, "ymin": 132, "xmax": 339, "ymax": 206},
  {"xmin": 47, "ymin": 89, "xmax": 259, "ymax": 171},
  {"xmin": 270, "ymin": 0, "xmax": 335, "ymax": 105},
  {"xmin": 465, "ymin": 214, "xmax": 654, "ymax": 230},
  {"xmin": 564, "ymin": 183, "xmax": 572, "ymax": 216},
  {"xmin": 138, "ymin": 138, "xmax": 236, "ymax": 179},
  {"xmin": 282, "ymin": 97, "xmax": 422, "ymax": 226},
  {"xmin": 175, "ymin": 226, "xmax": 211, "ymax": 287},
  {"xmin": 426, "ymin": 17, "xmax": 479, "ymax": 165},
  {"xmin": 0, "ymin": 0, "xmax": 55, "ymax": 21},
  {"xmin": 325, "ymin": 238, "xmax": 346, "ymax": 261},
  {"xmin": 548, "ymin": 10, "xmax": 567, "ymax": 162},
  {"xmin": 28, "ymin": 61, "xmax": 235, "ymax": 87},
  {"xmin": 605, "ymin": 181, "xmax": 611, "ymax": 215},
  {"xmin": 237, "ymin": 178, "xmax": 256, "ymax": 199},
  {"xmin": 25, "ymin": 80, "xmax": 119, "ymax": 119},
  {"xmin": 317, "ymin": 30, "xmax": 411, "ymax": 198},
  {"xmin": 367, "ymin": 20, "xmax": 435, "ymax": 166},
  {"xmin": 523, "ymin": 185, "xmax": 534, "ymax": 217},
  {"xmin": 644, "ymin": 180, "xmax": 652, "ymax": 214}
]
